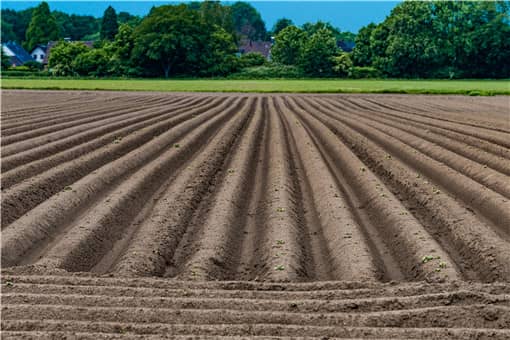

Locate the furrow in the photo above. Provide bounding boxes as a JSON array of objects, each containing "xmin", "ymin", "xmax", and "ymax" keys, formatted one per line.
[
  {"xmin": 343, "ymin": 96, "xmax": 510, "ymax": 149},
  {"xmin": 277, "ymin": 97, "xmax": 381, "ymax": 281},
  {"xmin": 4, "ymin": 275, "xmax": 510, "ymax": 296},
  {"xmin": 295, "ymin": 98, "xmax": 510, "ymax": 281},
  {"xmin": 304, "ymin": 97, "xmax": 510, "ymax": 238},
  {"xmin": 329, "ymin": 98, "xmax": 510, "ymax": 176},
  {"xmin": 362, "ymin": 96, "xmax": 510, "ymax": 133},
  {"xmin": 0, "ymin": 96, "xmax": 219, "ymax": 228},
  {"xmin": 332, "ymin": 96, "xmax": 510, "ymax": 159},
  {"xmin": 111, "ymin": 97, "xmax": 253, "ymax": 277},
  {"xmin": 171, "ymin": 97, "xmax": 265, "ymax": 280},
  {"xmin": 252, "ymin": 96, "xmax": 307, "ymax": 281},
  {"xmin": 3, "ymin": 291, "xmax": 509, "ymax": 313},
  {"xmin": 1, "ymin": 97, "xmax": 194, "ymax": 158},
  {"xmin": 0, "ymin": 97, "xmax": 238, "ymax": 267},
  {"xmin": 0, "ymin": 96, "xmax": 209, "ymax": 189},
  {"xmin": 0, "ymin": 96, "xmax": 189, "ymax": 143},
  {"xmin": 0, "ymin": 92, "xmax": 162, "ymax": 123},
  {"xmin": 317, "ymin": 98, "xmax": 510, "ymax": 199},
  {"xmin": 290, "ymin": 96, "xmax": 463, "ymax": 282},
  {"xmin": 29, "ymin": 99, "xmax": 248, "ymax": 272},
  {"xmin": 0, "ymin": 94, "xmax": 160, "ymax": 132},
  {"xmin": 3, "ymin": 304, "xmax": 509, "ymax": 328},
  {"xmin": 4, "ymin": 325, "xmax": 510, "ymax": 340}
]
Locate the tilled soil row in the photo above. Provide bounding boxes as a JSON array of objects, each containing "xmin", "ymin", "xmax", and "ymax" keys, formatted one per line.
[
  {"xmin": 1, "ymin": 91, "xmax": 509, "ymax": 337},
  {"xmin": 1, "ymin": 272, "xmax": 510, "ymax": 339}
]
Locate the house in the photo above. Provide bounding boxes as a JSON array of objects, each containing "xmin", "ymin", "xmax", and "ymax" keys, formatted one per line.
[
  {"xmin": 2, "ymin": 42, "xmax": 34, "ymax": 67},
  {"xmin": 42, "ymin": 40, "xmax": 95, "ymax": 65},
  {"xmin": 30, "ymin": 44, "xmax": 47, "ymax": 63},
  {"xmin": 337, "ymin": 40, "xmax": 355, "ymax": 53},
  {"xmin": 238, "ymin": 39, "xmax": 273, "ymax": 60}
]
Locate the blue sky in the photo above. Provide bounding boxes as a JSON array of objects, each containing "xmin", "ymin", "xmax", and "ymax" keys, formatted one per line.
[{"xmin": 2, "ymin": 1, "xmax": 399, "ymax": 33}]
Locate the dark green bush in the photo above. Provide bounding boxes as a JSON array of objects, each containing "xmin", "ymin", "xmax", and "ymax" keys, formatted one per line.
[
  {"xmin": 349, "ymin": 66, "xmax": 381, "ymax": 79},
  {"xmin": 1, "ymin": 70, "xmax": 50, "ymax": 77},
  {"xmin": 229, "ymin": 64, "xmax": 304, "ymax": 79},
  {"xmin": 238, "ymin": 52, "xmax": 267, "ymax": 68},
  {"xmin": 23, "ymin": 61, "xmax": 45, "ymax": 71}
]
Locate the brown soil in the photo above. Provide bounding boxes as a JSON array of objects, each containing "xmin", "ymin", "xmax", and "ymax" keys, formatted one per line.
[{"xmin": 2, "ymin": 90, "xmax": 509, "ymax": 338}]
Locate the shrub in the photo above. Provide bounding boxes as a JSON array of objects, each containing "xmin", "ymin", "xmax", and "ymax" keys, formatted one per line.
[
  {"xmin": 23, "ymin": 61, "xmax": 44, "ymax": 71},
  {"xmin": 239, "ymin": 52, "xmax": 267, "ymax": 68},
  {"xmin": 73, "ymin": 49, "xmax": 110, "ymax": 76},
  {"xmin": 228, "ymin": 64, "xmax": 304, "ymax": 79},
  {"xmin": 348, "ymin": 66, "xmax": 381, "ymax": 79},
  {"xmin": 332, "ymin": 53, "xmax": 353, "ymax": 77}
]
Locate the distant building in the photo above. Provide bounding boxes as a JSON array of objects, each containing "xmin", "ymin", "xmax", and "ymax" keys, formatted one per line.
[
  {"xmin": 337, "ymin": 40, "xmax": 355, "ymax": 53},
  {"xmin": 2, "ymin": 42, "xmax": 34, "ymax": 67},
  {"xmin": 30, "ymin": 44, "xmax": 47, "ymax": 63},
  {"xmin": 42, "ymin": 40, "xmax": 95, "ymax": 65},
  {"xmin": 238, "ymin": 39, "xmax": 272, "ymax": 60}
]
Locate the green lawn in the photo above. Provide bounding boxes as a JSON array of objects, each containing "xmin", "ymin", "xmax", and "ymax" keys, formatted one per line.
[{"xmin": 1, "ymin": 78, "xmax": 509, "ymax": 95}]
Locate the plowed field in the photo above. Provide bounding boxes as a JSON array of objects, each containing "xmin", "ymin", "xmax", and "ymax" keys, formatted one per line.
[{"xmin": 2, "ymin": 90, "xmax": 509, "ymax": 338}]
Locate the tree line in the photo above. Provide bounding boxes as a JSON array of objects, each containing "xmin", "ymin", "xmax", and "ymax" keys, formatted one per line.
[{"xmin": 2, "ymin": 1, "xmax": 509, "ymax": 78}]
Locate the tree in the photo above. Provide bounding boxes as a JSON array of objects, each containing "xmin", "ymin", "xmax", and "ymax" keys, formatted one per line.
[
  {"xmin": 196, "ymin": 1, "xmax": 235, "ymax": 37},
  {"xmin": 239, "ymin": 52, "xmax": 267, "ymax": 68},
  {"xmin": 25, "ymin": 2, "xmax": 60, "ymax": 51},
  {"xmin": 352, "ymin": 23, "xmax": 376, "ymax": 66},
  {"xmin": 300, "ymin": 28, "xmax": 338, "ymax": 76},
  {"xmin": 1, "ymin": 48, "xmax": 12, "ymax": 69},
  {"xmin": 73, "ymin": 48, "xmax": 109, "ymax": 76},
  {"xmin": 332, "ymin": 52, "xmax": 353, "ymax": 77},
  {"xmin": 132, "ymin": 4, "xmax": 239, "ymax": 78},
  {"xmin": 118, "ymin": 11, "xmax": 141, "ymax": 27},
  {"xmin": 198, "ymin": 27, "xmax": 239, "ymax": 76},
  {"xmin": 272, "ymin": 18, "xmax": 293, "ymax": 35},
  {"xmin": 271, "ymin": 26, "xmax": 305, "ymax": 65},
  {"xmin": 53, "ymin": 11, "xmax": 99, "ymax": 41},
  {"xmin": 302, "ymin": 21, "xmax": 341, "ymax": 39},
  {"xmin": 131, "ymin": 5, "xmax": 204, "ymax": 77},
  {"xmin": 100, "ymin": 5, "xmax": 119, "ymax": 41},
  {"xmin": 2, "ymin": 8, "xmax": 33, "ymax": 43},
  {"xmin": 230, "ymin": 2, "xmax": 267, "ymax": 41},
  {"xmin": 48, "ymin": 41, "xmax": 89, "ymax": 75},
  {"xmin": 1, "ymin": 19, "xmax": 17, "ymax": 42}
]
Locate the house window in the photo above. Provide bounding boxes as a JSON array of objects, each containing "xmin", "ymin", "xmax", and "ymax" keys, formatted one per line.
[
  {"xmin": 40, "ymin": 54, "xmax": 44, "ymax": 60},
  {"xmin": 33, "ymin": 54, "xmax": 37, "ymax": 60}
]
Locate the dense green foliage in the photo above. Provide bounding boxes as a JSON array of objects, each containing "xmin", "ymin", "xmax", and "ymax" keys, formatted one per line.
[
  {"xmin": 230, "ymin": 1, "xmax": 267, "ymax": 41},
  {"xmin": 25, "ymin": 2, "xmax": 60, "ymax": 51},
  {"xmin": 131, "ymin": 4, "xmax": 237, "ymax": 78},
  {"xmin": 1, "ymin": 8, "xmax": 33, "ymax": 43},
  {"xmin": 271, "ymin": 26, "xmax": 306, "ymax": 65},
  {"xmin": 48, "ymin": 41, "xmax": 89, "ymax": 75},
  {"xmin": 100, "ymin": 6, "xmax": 119, "ymax": 41},
  {"xmin": 54, "ymin": 11, "xmax": 99, "ymax": 41},
  {"xmin": 2, "ymin": 0, "xmax": 508, "ymax": 79},
  {"xmin": 352, "ymin": 1, "xmax": 510, "ymax": 78},
  {"xmin": 1, "ymin": 47, "xmax": 12, "ymax": 69},
  {"xmin": 272, "ymin": 18, "xmax": 293, "ymax": 35}
]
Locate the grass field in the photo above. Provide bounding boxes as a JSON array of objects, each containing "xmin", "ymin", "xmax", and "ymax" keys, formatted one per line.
[{"xmin": 1, "ymin": 78, "xmax": 509, "ymax": 95}]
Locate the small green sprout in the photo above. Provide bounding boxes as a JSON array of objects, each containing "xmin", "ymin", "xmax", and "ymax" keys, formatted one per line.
[
  {"xmin": 276, "ymin": 207, "xmax": 285, "ymax": 212},
  {"xmin": 276, "ymin": 240, "xmax": 285, "ymax": 245},
  {"xmin": 174, "ymin": 143, "xmax": 180, "ymax": 148},
  {"xmin": 63, "ymin": 186, "xmax": 73, "ymax": 191},
  {"xmin": 274, "ymin": 265, "xmax": 285, "ymax": 271}
]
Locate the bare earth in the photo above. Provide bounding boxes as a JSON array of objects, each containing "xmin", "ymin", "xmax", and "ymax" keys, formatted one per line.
[{"xmin": 1, "ymin": 90, "xmax": 509, "ymax": 339}]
